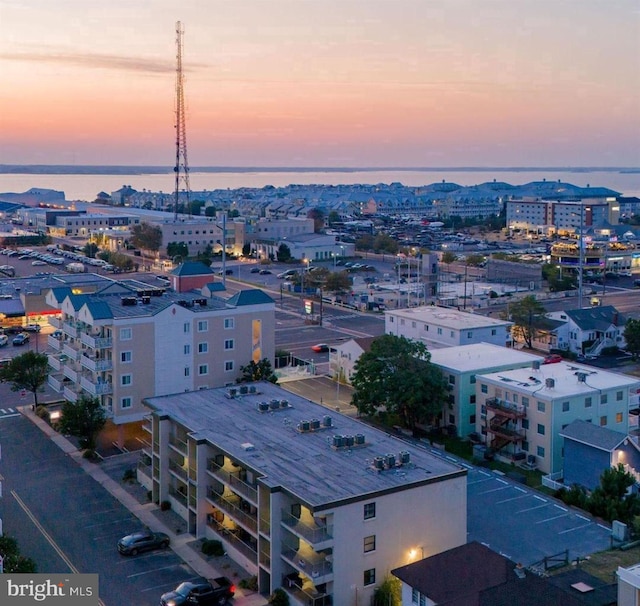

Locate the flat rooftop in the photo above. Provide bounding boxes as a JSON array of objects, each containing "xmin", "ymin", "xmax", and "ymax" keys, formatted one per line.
[
  {"xmin": 430, "ymin": 343, "xmax": 542, "ymax": 373},
  {"xmin": 479, "ymin": 361, "xmax": 640, "ymax": 398},
  {"xmin": 386, "ymin": 306, "xmax": 513, "ymax": 330},
  {"xmin": 144, "ymin": 382, "xmax": 466, "ymax": 509}
]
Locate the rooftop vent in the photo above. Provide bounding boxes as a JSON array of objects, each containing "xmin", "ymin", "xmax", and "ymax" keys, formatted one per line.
[
  {"xmin": 532, "ymin": 360, "xmax": 541, "ymax": 370},
  {"xmin": 280, "ymin": 399, "xmax": 290, "ymax": 408},
  {"xmin": 577, "ymin": 372, "xmax": 587, "ymax": 383},
  {"xmin": 355, "ymin": 433, "xmax": 365, "ymax": 445},
  {"xmin": 385, "ymin": 453, "xmax": 396, "ymax": 468},
  {"xmin": 545, "ymin": 378, "xmax": 555, "ymax": 389},
  {"xmin": 240, "ymin": 442, "xmax": 255, "ymax": 451},
  {"xmin": 248, "ymin": 385, "xmax": 257, "ymax": 394},
  {"xmin": 258, "ymin": 401, "xmax": 270, "ymax": 412},
  {"xmin": 310, "ymin": 418, "xmax": 321, "ymax": 430},
  {"xmin": 298, "ymin": 420, "xmax": 311, "ymax": 432},
  {"xmin": 270, "ymin": 399, "xmax": 280, "ymax": 410},
  {"xmin": 399, "ymin": 451, "xmax": 411, "ymax": 465},
  {"xmin": 225, "ymin": 387, "xmax": 237, "ymax": 399},
  {"xmin": 373, "ymin": 456, "xmax": 385, "ymax": 471},
  {"xmin": 323, "ymin": 415, "xmax": 332, "ymax": 427}
]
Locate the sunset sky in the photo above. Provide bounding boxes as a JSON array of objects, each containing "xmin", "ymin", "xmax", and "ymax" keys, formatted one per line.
[{"xmin": 1, "ymin": 0, "xmax": 639, "ymax": 167}]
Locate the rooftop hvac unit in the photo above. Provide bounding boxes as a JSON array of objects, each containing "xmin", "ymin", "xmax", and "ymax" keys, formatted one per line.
[
  {"xmin": 532, "ymin": 360, "xmax": 541, "ymax": 370},
  {"xmin": 344, "ymin": 435, "xmax": 355, "ymax": 447},
  {"xmin": 355, "ymin": 434, "xmax": 365, "ymax": 445},
  {"xmin": 121, "ymin": 297, "xmax": 137, "ymax": 306},
  {"xmin": 227, "ymin": 388, "xmax": 237, "ymax": 398},
  {"xmin": 545, "ymin": 378, "xmax": 555, "ymax": 389},
  {"xmin": 140, "ymin": 296, "xmax": 151, "ymax": 304},
  {"xmin": 577, "ymin": 372, "xmax": 587, "ymax": 383},
  {"xmin": 299, "ymin": 420, "xmax": 311, "ymax": 432},
  {"xmin": 310, "ymin": 418, "xmax": 321, "ymax": 430},
  {"xmin": 270, "ymin": 399, "xmax": 280, "ymax": 410},
  {"xmin": 323, "ymin": 415, "xmax": 333, "ymax": 428},
  {"xmin": 333, "ymin": 435, "xmax": 344, "ymax": 448},
  {"xmin": 385, "ymin": 453, "xmax": 396, "ymax": 468},
  {"xmin": 258, "ymin": 401, "xmax": 270, "ymax": 412},
  {"xmin": 373, "ymin": 456, "xmax": 385, "ymax": 470},
  {"xmin": 239, "ymin": 385, "xmax": 248, "ymax": 394},
  {"xmin": 399, "ymin": 451, "xmax": 411, "ymax": 465},
  {"xmin": 248, "ymin": 386, "xmax": 256, "ymax": 394},
  {"xmin": 280, "ymin": 399, "xmax": 289, "ymax": 408}
]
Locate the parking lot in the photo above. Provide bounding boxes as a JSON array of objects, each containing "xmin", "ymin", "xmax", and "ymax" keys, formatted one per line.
[{"xmin": 0, "ymin": 415, "xmax": 207, "ymax": 606}]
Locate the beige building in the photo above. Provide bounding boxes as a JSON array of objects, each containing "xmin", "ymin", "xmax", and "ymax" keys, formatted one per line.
[
  {"xmin": 141, "ymin": 382, "xmax": 467, "ymax": 605},
  {"xmin": 44, "ymin": 282, "xmax": 275, "ymax": 443}
]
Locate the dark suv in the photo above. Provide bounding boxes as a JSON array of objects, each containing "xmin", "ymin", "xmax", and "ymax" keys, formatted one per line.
[
  {"xmin": 117, "ymin": 530, "xmax": 170, "ymax": 556},
  {"xmin": 160, "ymin": 577, "xmax": 235, "ymax": 605}
]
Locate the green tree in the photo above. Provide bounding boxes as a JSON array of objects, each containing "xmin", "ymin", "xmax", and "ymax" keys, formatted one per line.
[
  {"xmin": 351, "ymin": 335, "xmax": 448, "ymax": 431},
  {"xmin": 587, "ymin": 464, "xmax": 640, "ymax": 524},
  {"xmin": 373, "ymin": 575, "xmax": 401, "ymax": 606},
  {"xmin": 373, "ymin": 233, "xmax": 399, "ymax": 254},
  {"xmin": 130, "ymin": 222, "xmax": 162, "ymax": 257},
  {"xmin": 204, "ymin": 205, "xmax": 217, "ymax": 217},
  {"xmin": 228, "ymin": 209, "xmax": 240, "ymax": 218},
  {"xmin": 0, "ymin": 351, "xmax": 49, "ymax": 408},
  {"xmin": 82, "ymin": 242, "xmax": 99, "ymax": 258},
  {"xmin": 355, "ymin": 234, "xmax": 375, "ymax": 252},
  {"xmin": 324, "ymin": 271, "xmax": 352, "ymax": 293},
  {"xmin": 0, "ymin": 535, "xmax": 37, "ymax": 573},
  {"xmin": 465, "ymin": 253, "xmax": 485, "ymax": 267},
  {"xmin": 503, "ymin": 295, "xmax": 547, "ymax": 349},
  {"xmin": 441, "ymin": 251, "xmax": 457, "ymax": 265},
  {"xmin": 58, "ymin": 395, "xmax": 107, "ymax": 451},
  {"xmin": 542, "ymin": 263, "xmax": 577, "ymax": 292},
  {"xmin": 268, "ymin": 588, "xmax": 289, "ymax": 606},
  {"xmin": 307, "ymin": 208, "xmax": 326, "ymax": 232},
  {"xmin": 277, "ymin": 243, "xmax": 292, "ymax": 262},
  {"xmin": 327, "ymin": 210, "xmax": 341, "ymax": 226},
  {"xmin": 167, "ymin": 242, "xmax": 189, "ymax": 259},
  {"xmin": 624, "ymin": 319, "xmax": 640, "ymax": 359},
  {"xmin": 238, "ymin": 358, "xmax": 278, "ymax": 384},
  {"xmin": 242, "ymin": 243, "xmax": 252, "ymax": 257}
]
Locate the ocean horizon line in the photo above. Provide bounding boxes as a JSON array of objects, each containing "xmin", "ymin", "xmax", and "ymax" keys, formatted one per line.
[{"xmin": 0, "ymin": 164, "xmax": 639, "ymax": 176}]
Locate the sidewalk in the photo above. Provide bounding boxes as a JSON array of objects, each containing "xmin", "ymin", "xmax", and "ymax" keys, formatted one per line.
[{"xmin": 19, "ymin": 405, "xmax": 268, "ymax": 606}]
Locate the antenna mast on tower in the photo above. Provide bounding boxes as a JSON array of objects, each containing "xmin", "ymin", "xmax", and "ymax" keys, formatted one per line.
[{"xmin": 174, "ymin": 21, "xmax": 190, "ymax": 220}]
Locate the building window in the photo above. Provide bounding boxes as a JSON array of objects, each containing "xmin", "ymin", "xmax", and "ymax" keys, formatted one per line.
[
  {"xmin": 363, "ymin": 569, "xmax": 376, "ymax": 586},
  {"xmin": 601, "ymin": 394, "xmax": 608, "ymax": 405},
  {"xmin": 522, "ymin": 419, "xmax": 529, "ymax": 430},
  {"xmin": 119, "ymin": 328, "xmax": 132, "ymax": 341},
  {"xmin": 198, "ymin": 364, "xmax": 208, "ymax": 376},
  {"xmin": 121, "ymin": 374, "xmax": 132, "ymax": 386},
  {"xmin": 470, "ymin": 375, "xmax": 476, "ymax": 384},
  {"xmin": 616, "ymin": 412, "xmax": 623, "ymax": 423},
  {"xmin": 437, "ymin": 327, "xmax": 442, "ymax": 335},
  {"xmin": 470, "ymin": 395, "xmax": 476, "ymax": 404},
  {"xmin": 616, "ymin": 391, "xmax": 623, "ymax": 401},
  {"xmin": 481, "ymin": 384, "xmax": 488, "ymax": 394},
  {"xmin": 537, "ymin": 446, "xmax": 545, "ymax": 457},
  {"xmin": 467, "ymin": 331, "xmax": 472, "ymax": 339},
  {"xmin": 224, "ymin": 360, "xmax": 234, "ymax": 372},
  {"xmin": 197, "ymin": 320, "xmax": 208, "ymax": 332},
  {"xmin": 224, "ymin": 318, "xmax": 234, "ymax": 329},
  {"xmin": 198, "ymin": 342, "xmax": 208, "ymax": 354},
  {"xmin": 412, "ymin": 588, "xmax": 419, "ymax": 604},
  {"xmin": 183, "ymin": 322, "xmax": 190, "ymax": 334},
  {"xmin": 562, "ymin": 401, "xmax": 570, "ymax": 412},
  {"xmin": 537, "ymin": 401, "xmax": 545, "ymax": 413},
  {"xmin": 364, "ymin": 502, "xmax": 376, "ymax": 520},
  {"xmin": 120, "ymin": 351, "xmax": 132, "ymax": 363},
  {"xmin": 364, "ymin": 535, "xmax": 376, "ymax": 553},
  {"xmin": 537, "ymin": 424, "xmax": 545, "ymax": 435},
  {"xmin": 449, "ymin": 375, "xmax": 455, "ymax": 385},
  {"xmin": 184, "ymin": 344, "xmax": 191, "ymax": 355},
  {"xmin": 522, "ymin": 440, "xmax": 529, "ymax": 452},
  {"xmin": 585, "ymin": 396, "xmax": 592, "ymax": 408},
  {"xmin": 491, "ymin": 329, "xmax": 497, "ymax": 336},
  {"xmin": 470, "ymin": 414, "xmax": 476, "ymax": 424},
  {"xmin": 184, "ymin": 367, "xmax": 190, "ymax": 377},
  {"xmin": 121, "ymin": 397, "xmax": 132, "ymax": 409},
  {"xmin": 600, "ymin": 415, "xmax": 607, "ymax": 426}
]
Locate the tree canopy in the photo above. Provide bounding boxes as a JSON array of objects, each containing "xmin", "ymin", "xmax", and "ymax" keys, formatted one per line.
[
  {"xmin": 130, "ymin": 222, "xmax": 162, "ymax": 254},
  {"xmin": 0, "ymin": 535, "xmax": 37, "ymax": 573},
  {"xmin": 238, "ymin": 358, "xmax": 278, "ymax": 384},
  {"xmin": 58, "ymin": 395, "xmax": 108, "ymax": 451},
  {"xmin": 441, "ymin": 251, "xmax": 457, "ymax": 265},
  {"xmin": 277, "ymin": 243, "xmax": 292, "ymax": 262},
  {"xmin": 351, "ymin": 334, "xmax": 448, "ymax": 431},
  {"xmin": 502, "ymin": 295, "xmax": 548, "ymax": 349},
  {"xmin": 0, "ymin": 351, "xmax": 49, "ymax": 407},
  {"xmin": 324, "ymin": 271, "xmax": 352, "ymax": 293},
  {"xmin": 624, "ymin": 319, "xmax": 640, "ymax": 359},
  {"xmin": 307, "ymin": 208, "xmax": 326, "ymax": 232}
]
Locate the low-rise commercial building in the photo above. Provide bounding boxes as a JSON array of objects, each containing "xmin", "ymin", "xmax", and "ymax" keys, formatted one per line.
[{"xmin": 141, "ymin": 382, "xmax": 467, "ymax": 605}]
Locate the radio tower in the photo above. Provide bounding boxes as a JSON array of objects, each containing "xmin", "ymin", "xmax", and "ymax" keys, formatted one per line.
[{"xmin": 174, "ymin": 21, "xmax": 191, "ymax": 220}]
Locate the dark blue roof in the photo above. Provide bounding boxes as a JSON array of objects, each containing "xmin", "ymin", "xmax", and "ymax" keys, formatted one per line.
[
  {"xmin": 171, "ymin": 262, "xmax": 215, "ymax": 277},
  {"xmin": 226, "ymin": 289, "xmax": 274, "ymax": 306}
]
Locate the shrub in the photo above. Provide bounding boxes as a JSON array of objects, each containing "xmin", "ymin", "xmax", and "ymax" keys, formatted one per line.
[
  {"xmin": 35, "ymin": 405, "xmax": 50, "ymax": 423},
  {"xmin": 269, "ymin": 588, "xmax": 289, "ymax": 606},
  {"xmin": 160, "ymin": 500, "xmax": 171, "ymax": 511},
  {"xmin": 239, "ymin": 576, "xmax": 259, "ymax": 591},
  {"xmin": 201, "ymin": 539, "xmax": 225, "ymax": 557}
]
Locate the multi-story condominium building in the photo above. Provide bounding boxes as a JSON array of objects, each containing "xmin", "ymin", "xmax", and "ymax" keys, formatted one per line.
[
  {"xmin": 140, "ymin": 382, "xmax": 467, "ymax": 605},
  {"xmin": 429, "ymin": 344, "xmax": 543, "ymax": 439},
  {"xmin": 44, "ymin": 282, "xmax": 275, "ymax": 444},
  {"xmin": 476, "ymin": 360, "xmax": 640, "ymax": 475},
  {"xmin": 385, "ymin": 306, "xmax": 513, "ymax": 348}
]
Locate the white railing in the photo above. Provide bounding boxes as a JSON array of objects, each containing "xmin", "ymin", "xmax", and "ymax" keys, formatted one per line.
[
  {"xmin": 81, "ymin": 333, "xmax": 113, "ymax": 349},
  {"xmin": 47, "ymin": 335, "xmax": 62, "ymax": 350},
  {"xmin": 541, "ymin": 472, "xmax": 563, "ymax": 491},
  {"xmin": 63, "ymin": 385, "xmax": 79, "ymax": 402}
]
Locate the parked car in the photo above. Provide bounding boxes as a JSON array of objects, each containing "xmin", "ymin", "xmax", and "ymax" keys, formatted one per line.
[
  {"xmin": 160, "ymin": 577, "xmax": 235, "ymax": 606},
  {"xmin": 217, "ymin": 268, "xmax": 233, "ymax": 275},
  {"xmin": 0, "ymin": 335, "xmax": 8, "ymax": 347},
  {"xmin": 542, "ymin": 354, "xmax": 562, "ymax": 364},
  {"xmin": 258, "ymin": 269, "xmax": 272, "ymax": 275},
  {"xmin": 12, "ymin": 333, "xmax": 30, "ymax": 346},
  {"xmin": 117, "ymin": 530, "xmax": 170, "ymax": 556},
  {"xmin": 311, "ymin": 343, "xmax": 330, "ymax": 353},
  {"xmin": 23, "ymin": 324, "xmax": 41, "ymax": 333},
  {"xmin": 250, "ymin": 266, "xmax": 262, "ymax": 274}
]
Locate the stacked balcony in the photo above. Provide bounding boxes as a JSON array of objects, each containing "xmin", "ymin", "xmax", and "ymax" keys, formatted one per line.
[{"xmin": 485, "ymin": 397, "xmax": 526, "ymax": 452}]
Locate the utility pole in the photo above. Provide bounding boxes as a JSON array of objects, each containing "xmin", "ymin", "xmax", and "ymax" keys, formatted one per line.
[{"xmin": 174, "ymin": 21, "xmax": 191, "ymax": 221}]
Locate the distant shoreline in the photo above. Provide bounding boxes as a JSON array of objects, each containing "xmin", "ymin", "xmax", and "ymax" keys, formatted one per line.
[{"xmin": 0, "ymin": 165, "xmax": 638, "ymax": 176}]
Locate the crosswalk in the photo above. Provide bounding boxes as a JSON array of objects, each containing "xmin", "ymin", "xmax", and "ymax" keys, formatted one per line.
[{"xmin": 0, "ymin": 407, "xmax": 20, "ymax": 419}]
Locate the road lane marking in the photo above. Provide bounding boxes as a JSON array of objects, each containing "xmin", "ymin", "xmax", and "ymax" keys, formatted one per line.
[
  {"xmin": 140, "ymin": 576, "xmax": 201, "ymax": 593},
  {"xmin": 495, "ymin": 495, "xmax": 529, "ymax": 505},
  {"xmin": 554, "ymin": 504, "xmax": 568, "ymax": 512},
  {"xmin": 536, "ymin": 513, "xmax": 568, "ymax": 524},
  {"xmin": 127, "ymin": 564, "xmax": 181, "ymax": 578},
  {"xmin": 467, "ymin": 478, "xmax": 493, "ymax": 485},
  {"xmin": 533, "ymin": 495, "xmax": 547, "ymax": 502},
  {"xmin": 559, "ymin": 523, "xmax": 593, "ymax": 534},
  {"xmin": 514, "ymin": 486, "xmax": 527, "ymax": 493},
  {"xmin": 576, "ymin": 514, "xmax": 590, "ymax": 521},
  {"xmin": 516, "ymin": 504, "xmax": 548, "ymax": 513},
  {"xmin": 477, "ymin": 486, "xmax": 510, "ymax": 495}
]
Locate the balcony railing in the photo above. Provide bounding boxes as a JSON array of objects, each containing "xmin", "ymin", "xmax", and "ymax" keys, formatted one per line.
[
  {"xmin": 169, "ymin": 435, "xmax": 188, "ymax": 454},
  {"xmin": 63, "ymin": 385, "xmax": 79, "ymax": 403},
  {"xmin": 48, "ymin": 354, "xmax": 62, "ymax": 372},
  {"xmin": 63, "ymin": 365, "xmax": 78, "ymax": 383},
  {"xmin": 47, "ymin": 335, "xmax": 62, "ymax": 351},
  {"xmin": 62, "ymin": 321, "xmax": 81, "ymax": 338},
  {"xmin": 206, "ymin": 460, "xmax": 258, "ymax": 503},
  {"xmin": 169, "ymin": 459, "xmax": 188, "ymax": 481},
  {"xmin": 206, "ymin": 517, "xmax": 258, "ymax": 562},
  {"xmin": 485, "ymin": 398, "xmax": 526, "ymax": 419},
  {"xmin": 48, "ymin": 316, "xmax": 62, "ymax": 329},
  {"xmin": 488, "ymin": 422, "xmax": 525, "ymax": 442},
  {"xmin": 259, "ymin": 516, "xmax": 271, "ymax": 537},
  {"xmin": 206, "ymin": 491, "xmax": 257, "ymax": 534},
  {"xmin": 259, "ymin": 546, "xmax": 271, "ymax": 568},
  {"xmin": 81, "ymin": 333, "xmax": 113, "ymax": 350},
  {"xmin": 79, "ymin": 376, "xmax": 112, "ymax": 395},
  {"xmin": 168, "ymin": 487, "xmax": 188, "ymax": 507},
  {"xmin": 281, "ymin": 579, "xmax": 332, "ymax": 606},
  {"xmin": 48, "ymin": 374, "xmax": 64, "ymax": 393},
  {"xmin": 281, "ymin": 547, "xmax": 333, "ymax": 579},
  {"xmin": 281, "ymin": 510, "xmax": 333, "ymax": 545},
  {"xmin": 62, "ymin": 343, "xmax": 81, "ymax": 361},
  {"xmin": 80, "ymin": 354, "xmax": 113, "ymax": 372}
]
